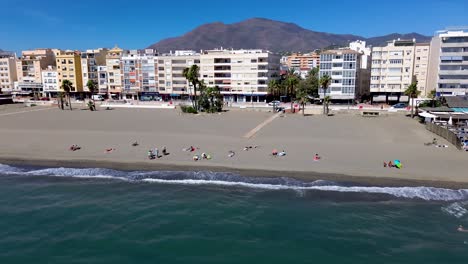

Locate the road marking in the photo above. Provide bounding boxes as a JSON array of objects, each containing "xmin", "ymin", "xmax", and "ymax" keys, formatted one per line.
[
  {"xmin": 243, "ymin": 112, "xmax": 281, "ymax": 139},
  {"xmin": 0, "ymin": 107, "xmax": 55, "ymax": 117}
]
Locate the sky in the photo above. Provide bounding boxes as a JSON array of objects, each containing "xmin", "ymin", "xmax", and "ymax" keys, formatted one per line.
[{"xmin": 1, "ymin": 0, "xmax": 467, "ymax": 53}]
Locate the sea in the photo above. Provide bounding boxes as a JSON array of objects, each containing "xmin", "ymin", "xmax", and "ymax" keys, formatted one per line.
[{"xmin": 1, "ymin": 163, "xmax": 468, "ymax": 263}]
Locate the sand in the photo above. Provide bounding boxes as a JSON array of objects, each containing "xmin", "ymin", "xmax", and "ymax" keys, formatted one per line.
[{"xmin": 0, "ymin": 105, "xmax": 467, "ymax": 187}]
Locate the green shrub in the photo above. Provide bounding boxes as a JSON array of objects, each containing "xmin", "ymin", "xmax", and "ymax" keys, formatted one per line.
[{"xmin": 180, "ymin": 105, "xmax": 198, "ymax": 114}]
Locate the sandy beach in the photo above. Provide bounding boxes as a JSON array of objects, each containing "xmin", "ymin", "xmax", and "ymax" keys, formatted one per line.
[{"xmin": 0, "ymin": 105, "xmax": 467, "ymax": 187}]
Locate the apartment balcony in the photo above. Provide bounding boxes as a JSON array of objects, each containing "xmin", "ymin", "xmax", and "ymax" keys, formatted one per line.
[
  {"xmin": 438, "ymin": 79, "xmax": 465, "ymax": 84},
  {"xmin": 442, "ymin": 42, "xmax": 468, "ymax": 48},
  {"xmin": 441, "ymin": 52, "xmax": 468, "ymax": 57},
  {"xmin": 439, "ymin": 70, "xmax": 468, "ymax": 75}
]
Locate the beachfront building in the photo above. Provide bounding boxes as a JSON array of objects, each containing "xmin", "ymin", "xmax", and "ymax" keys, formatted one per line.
[
  {"xmin": 41, "ymin": 66, "xmax": 59, "ymax": 97},
  {"xmin": 370, "ymin": 39, "xmax": 430, "ymax": 103},
  {"xmin": 349, "ymin": 40, "xmax": 371, "ymax": 101},
  {"xmin": 81, "ymin": 48, "xmax": 108, "ymax": 93},
  {"xmin": 199, "ymin": 49, "xmax": 281, "ymax": 103},
  {"xmin": 282, "ymin": 52, "xmax": 320, "ymax": 78},
  {"xmin": 97, "ymin": 66, "xmax": 108, "ymax": 95},
  {"xmin": 156, "ymin": 50, "xmax": 200, "ymax": 100},
  {"xmin": 319, "ymin": 49, "xmax": 362, "ymax": 101},
  {"xmin": 56, "ymin": 50, "xmax": 84, "ymax": 94},
  {"xmin": 15, "ymin": 49, "xmax": 56, "ymax": 96},
  {"xmin": 121, "ymin": 49, "xmax": 158, "ymax": 99},
  {"xmin": 427, "ymin": 28, "xmax": 468, "ymax": 97},
  {"xmin": 0, "ymin": 51, "xmax": 17, "ymax": 93},
  {"xmin": 106, "ymin": 46, "xmax": 124, "ymax": 99}
]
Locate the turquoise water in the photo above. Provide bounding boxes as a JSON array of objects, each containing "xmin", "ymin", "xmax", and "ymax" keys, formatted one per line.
[{"xmin": 1, "ymin": 164, "xmax": 468, "ymax": 263}]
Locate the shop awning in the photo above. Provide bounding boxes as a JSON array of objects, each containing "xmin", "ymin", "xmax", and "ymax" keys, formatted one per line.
[{"xmin": 373, "ymin": 95, "xmax": 386, "ymax": 102}]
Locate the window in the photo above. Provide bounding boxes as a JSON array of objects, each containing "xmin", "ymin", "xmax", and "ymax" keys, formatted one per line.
[{"xmin": 389, "ymin": 59, "xmax": 402, "ymax": 64}]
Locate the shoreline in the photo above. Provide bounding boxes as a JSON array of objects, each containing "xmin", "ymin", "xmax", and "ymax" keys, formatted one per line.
[{"xmin": 2, "ymin": 157, "xmax": 468, "ymax": 189}]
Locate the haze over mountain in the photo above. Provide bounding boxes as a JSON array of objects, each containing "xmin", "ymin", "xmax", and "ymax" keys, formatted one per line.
[{"xmin": 148, "ymin": 18, "xmax": 431, "ymax": 53}]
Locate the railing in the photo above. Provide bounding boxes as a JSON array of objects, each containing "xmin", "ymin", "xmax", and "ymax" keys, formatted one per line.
[{"xmin": 426, "ymin": 123, "xmax": 462, "ymax": 150}]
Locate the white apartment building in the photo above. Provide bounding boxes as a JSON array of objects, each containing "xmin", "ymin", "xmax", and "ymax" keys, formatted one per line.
[
  {"xmin": 81, "ymin": 48, "xmax": 107, "ymax": 92},
  {"xmin": 427, "ymin": 28, "xmax": 468, "ymax": 96},
  {"xmin": 0, "ymin": 51, "xmax": 17, "ymax": 93},
  {"xmin": 199, "ymin": 49, "xmax": 280, "ymax": 102},
  {"xmin": 370, "ymin": 39, "xmax": 430, "ymax": 103},
  {"xmin": 41, "ymin": 66, "xmax": 59, "ymax": 97},
  {"xmin": 97, "ymin": 66, "xmax": 108, "ymax": 95},
  {"xmin": 319, "ymin": 49, "xmax": 362, "ymax": 101},
  {"xmin": 156, "ymin": 50, "xmax": 200, "ymax": 99},
  {"xmin": 121, "ymin": 49, "xmax": 158, "ymax": 99}
]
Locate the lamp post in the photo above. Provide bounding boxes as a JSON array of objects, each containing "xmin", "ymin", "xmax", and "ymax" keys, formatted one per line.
[{"xmin": 251, "ymin": 90, "xmax": 254, "ymax": 109}]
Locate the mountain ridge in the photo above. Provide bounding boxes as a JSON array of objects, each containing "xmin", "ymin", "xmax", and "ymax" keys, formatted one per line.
[{"xmin": 148, "ymin": 18, "xmax": 431, "ymax": 53}]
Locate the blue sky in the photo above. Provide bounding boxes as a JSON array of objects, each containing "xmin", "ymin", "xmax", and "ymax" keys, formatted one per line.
[{"xmin": 1, "ymin": 0, "xmax": 467, "ymax": 53}]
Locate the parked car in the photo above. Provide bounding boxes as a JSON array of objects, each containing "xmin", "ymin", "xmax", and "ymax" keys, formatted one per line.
[
  {"xmin": 268, "ymin": 100, "xmax": 281, "ymax": 106},
  {"xmin": 391, "ymin": 103, "xmax": 408, "ymax": 109},
  {"xmin": 92, "ymin": 95, "xmax": 105, "ymax": 101}
]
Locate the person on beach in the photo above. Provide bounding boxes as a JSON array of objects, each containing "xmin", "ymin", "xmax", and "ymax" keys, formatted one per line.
[
  {"xmin": 105, "ymin": 148, "xmax": 115, "ymax": 153},
  {"xmin": 314, "ymin": 154, "xmax": 321, "ymax": 161},
  {"xmin": 132, "ymin": 141, "xmax": 139, "ymax": 147},
  {"xmin": 383, "ymin": 161, "xmax": 388, "ymax": 167},
  {"xmin": 193, "ymin": 155, "xmax": 200, "ymax": 161},
  {"xmin": 69, "ymin": 145, "xmax": 81, "ymax": 151},
  {"xmin": 148, "ymin": 150, "xmax": 155, "ymax": 160},
  {"xmin": 272, "ymin": 149, "xmax": 278, "ymax": 156},
  {"xmin": 388, "ymin": 161, "xmax": 393, "ymax": 168},
  {"xmin": 154, "ymin": 148, "xmax": 159, "ymax": 158},
  {"xmin": 278, "ymin": 150, "xmax": 286, "ymax": 156},
  {"xmin": 228, "ymin": 151, "xmax": 235, "ymax": 158},
  {"xmin": 162, "ymin": 146, "xmax": 168, "ymax": 156}
]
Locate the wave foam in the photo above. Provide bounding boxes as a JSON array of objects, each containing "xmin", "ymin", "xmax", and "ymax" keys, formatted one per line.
[{"xmin": 1, "ymin": 163, "xmax": 467, "ymax": 201}]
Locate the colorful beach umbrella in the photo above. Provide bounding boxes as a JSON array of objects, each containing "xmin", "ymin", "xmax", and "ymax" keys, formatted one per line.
[{"xmin": 394, "ymin": 160, "xmax": 402, "ymax": 169}]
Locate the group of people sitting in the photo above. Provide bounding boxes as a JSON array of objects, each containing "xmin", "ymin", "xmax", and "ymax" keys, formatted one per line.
[
  {"xmin": 69, "ymin": 145, "xmax": 81, "ymax": 151},
  {"xmin": 383, "ymin": 160, "xmax": 402, "ymax": 169},
  {"xmin": 193, "ymin": 152, "xmax": 212, "ymax": 161},
  {"xmin": 271, "ymin": 149, "xmax": 287, "ymax": 157},
  {"xmin": 148, "ymin": 146, "xmax": 169, "ymax": 160}
]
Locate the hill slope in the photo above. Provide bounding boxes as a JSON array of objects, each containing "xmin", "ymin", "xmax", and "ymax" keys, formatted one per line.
[{"xmin": 148, "ymin": 18, "xmax": 431, "ymax": 52}]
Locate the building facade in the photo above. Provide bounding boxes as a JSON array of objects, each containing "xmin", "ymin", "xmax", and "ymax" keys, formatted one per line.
[
  {"xmin": 15, "ymin": 49, "xmax": 56, "ymax": 95},
  {"xmin": 319, "ymin": 49, "xmax": 361, "ymax": 101},
  {"xmin": 121, "ymin": 49, "xmax": 158, "ymax": 99},
  {"xmin": 81, "ymin": 48, "xmax": 108, "ymax": 92},
  {"xmin": 97, "ymin": 66, "xmax": 108, "ymax": 95},
  {"xmin": 0, "ymin": 51, "xmax": 17, "ymax": 93},
  {"xmin": 429, "ymin": 28, "xmax": 468, "ymax": 96},
  {"xmin": 56, "ymin": 50, "xmax": 83, "ymax": 93},
  {"xmin": 157, "ymin": 50, "xmax": 200, "ymax": 99},
  {"xmin": 370, "ymin": 39, "xmax": 429, "ymax": 103},
  {"xmin": 199, "ymin": 49, "xmax": 280, "ymax": 102},
  {"xmin": 282, "ymin": 52, "xmax": 320, "ymax": 78},
  {"xmin": 106, "ymin": 46, "xmax": 124, "ymax": 98},
  {"xmin": 41, "ymin": 66, "xmax": 59, "ymax": 97}
]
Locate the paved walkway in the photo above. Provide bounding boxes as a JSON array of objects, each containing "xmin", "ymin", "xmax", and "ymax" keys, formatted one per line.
[
  {"xmin": 243, "ymin": 112, "xmax": 281, "ymax": 139},
  {"xmin": 0, "ymin": 107, "xmax": 55, "ymax": 117}
]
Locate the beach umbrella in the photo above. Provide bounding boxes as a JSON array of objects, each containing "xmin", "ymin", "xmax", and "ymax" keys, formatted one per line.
[
  {"xmin": 448, "ymin": 116, "xmax": 453, "ymax": 126},
  {"xmin": 394, "ymin": 160, "xmax": 402, "ymax": 169}
]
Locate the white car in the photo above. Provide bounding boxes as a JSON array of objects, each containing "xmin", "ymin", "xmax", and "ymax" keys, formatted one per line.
[{"xmin": 268, "ymin": 100, "xmax": 281, "ymax": 106}]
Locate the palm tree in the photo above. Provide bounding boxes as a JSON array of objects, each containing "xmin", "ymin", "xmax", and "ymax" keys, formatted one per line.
[
  {"xmin": 319, "ymin": 75, "xmax": 332, "ymax": 115},
  {"xmin": 286, "ymin": 70, "xmax": 300, "ymax": 112},
  {"xmin": 428, "ymin": 89, "xmax": 437, "ymax": 108},
  {"xmin": 58, "ymin": 92, "xmax": 65, "ymax": 110},
  {"xmin": 86, "ymin": 80, "xmax": 97, "ymax": 99},
  {"xmin": 404, "ymin": 81, "xmax": 421, "ymax": 118},
  {"xmin": 183, "ymin": 65, "xmax": 200, "ymax": 110},
  {"xmin": 61, "ymin": 79, "xmax": 73, "ymax": 111},
  {"xmin": 268, "ymin": 79, "xmax": 282, "ymax": 98}
]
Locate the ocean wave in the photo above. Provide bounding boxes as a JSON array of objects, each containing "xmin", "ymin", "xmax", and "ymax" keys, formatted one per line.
[{"xmin": 0, "ymin": 163, "xmax": 467, "ymax": 201}]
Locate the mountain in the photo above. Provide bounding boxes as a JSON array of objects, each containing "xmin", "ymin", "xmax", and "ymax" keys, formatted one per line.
[
  {"xmin": 148, "ymin": 18, "xmax": 431, "ymax": 53},
  {"xmin": 366, "ymin": 33, "xmax": 431, "ymax": 46}
]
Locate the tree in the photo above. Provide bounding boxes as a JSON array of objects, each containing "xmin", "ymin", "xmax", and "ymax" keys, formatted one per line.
[
  {"xmin": 296, "ymin": 85, "xmax": 310, "ymax": 116},
  {"xmin": 319, "ymin": 75, "xmax": 332, "ymax": 115},
  {"xmin": 404, "ymin": 81, "xmax": 421, "ymax": 118},
  {"xmin": 61, "ymin": 79, "xmax": 73, "ymax": 111},
  {"xmin": 86, "ymin": 80, "xmax": 97, "ymax": 99},
  {"xmin": 183, "ymin": 65, "xmax": 201, "ymax": 110},
  {"xmin": 268, "ymin": 79, "xmax": 282, "ymax": 98},
  {"xmin": 57, "ymin": 92, "xmax": 65, "ymax": 110},
  {"xmin": 285, "ymin": 69, "xmax": 300, "ymax": 112},
  {"xmin": 428, "ymin": 89, "xmax": 437, "ymax": 108}
]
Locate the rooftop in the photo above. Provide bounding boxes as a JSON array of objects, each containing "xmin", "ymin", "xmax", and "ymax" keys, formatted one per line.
[{"xmin": 444, "ymin": 96, "xmax": 468, "ymax": 108}]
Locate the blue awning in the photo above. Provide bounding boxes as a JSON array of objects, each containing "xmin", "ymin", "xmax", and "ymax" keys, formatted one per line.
[{"xmin": 453, "ymin": 108, "xmax": 468, "ymax": 113}]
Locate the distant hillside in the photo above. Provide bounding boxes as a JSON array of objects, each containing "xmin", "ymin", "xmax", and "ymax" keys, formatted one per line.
[
  {"xmin": 148, "ymin": 18, "xmax": 431, "ymax": 53},
  {"xmin": 366, "ymin": 33, "xmax": 431, "ymax": 46}
]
